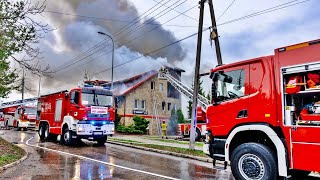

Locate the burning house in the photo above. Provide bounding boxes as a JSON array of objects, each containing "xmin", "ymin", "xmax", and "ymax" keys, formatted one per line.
[{"xmin": 107, "ymin": 67, "xmax": 184, "ymax": 135}]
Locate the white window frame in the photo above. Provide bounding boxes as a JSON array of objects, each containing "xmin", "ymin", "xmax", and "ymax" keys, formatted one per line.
[
  {"xmin": 141, "ymin": 100, "xmax": 146, "ymax": 109},
  {"xmin": 159, "ymin": 83, "xmax": 163, "ymax": 92},
  {"xmin": 134, "ymin": 99, "xmax": 139, "ymax": 109}
]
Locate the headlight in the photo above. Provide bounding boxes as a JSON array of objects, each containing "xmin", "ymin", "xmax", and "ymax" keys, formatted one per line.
[{"xmin": 78, "ymin": 127, "xmax": 84, "ymax": 132}]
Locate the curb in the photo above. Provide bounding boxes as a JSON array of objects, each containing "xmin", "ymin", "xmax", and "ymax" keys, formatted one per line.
[
  {"xmin": 0, "ymin": 149, "xmax": 28, "ymax": 172},
  {"xmin": 107, "ymin": 140, "xmax": 214, "ymax": 163}
]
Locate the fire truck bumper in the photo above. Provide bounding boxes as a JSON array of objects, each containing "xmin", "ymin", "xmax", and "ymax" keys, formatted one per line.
[
  {"xmin": 27, "ymin": 122, "xmax": 36, "ymax": 129},
  {"xmin": 76, "ymin": 122, "xmax": 115, "ymax": 137},
  {"xmin": 19, "ymin": 122, "xmax": 29, "ymax": 128}
]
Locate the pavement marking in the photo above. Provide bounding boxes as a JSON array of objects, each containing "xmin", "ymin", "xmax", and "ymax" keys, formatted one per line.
[{"xmin": 26, "ymin": 137, "xmax": 180, "ymax": 180}]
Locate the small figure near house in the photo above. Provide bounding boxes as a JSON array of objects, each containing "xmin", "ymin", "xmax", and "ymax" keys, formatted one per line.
[{"xmin": 161, "ymin": 120, "xmax": 167, "ymax": 139}]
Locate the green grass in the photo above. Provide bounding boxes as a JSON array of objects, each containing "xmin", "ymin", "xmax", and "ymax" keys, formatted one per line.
[
  {"xmin": 109, "ymin": 139, "xmax": 207, "ymax": 157},
  {"xmin": 0, "ymin": 137, "xmax": 25, "ymax": 167},
  {"xmin": 152, "ymin": 139, "xmax": 204, "ymax": 147},
  {"xmin": 108, "ymin": 138, "xmax": 143, "ymax": 144}
]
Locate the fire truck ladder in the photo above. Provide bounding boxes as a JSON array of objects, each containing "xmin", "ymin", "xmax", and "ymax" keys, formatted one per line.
[
  {"xmin": 158, "ymin": 68, "xmax": 210, "ymax": 110},
  {"xmin": 0, "ymin": 97, "xmax": 38, "ymax": 109}
]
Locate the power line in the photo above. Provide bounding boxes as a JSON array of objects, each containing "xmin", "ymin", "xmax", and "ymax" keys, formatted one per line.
[
  {"xmin": 218, "ymin": 0, "xmax": 311, "ymax": 26},
  {"xmin": 58, "ymin": 4, "xmax": 199, "ymax": 74},
  {"xmin": 116, "ymin": 0, "xmax": 187, "ymax": 39},
  {"xmin": 217, "ymin": 0, "xmax": 236, "ymax": 22},
  {"xmin": 44, "ymin": 10, "xmax": 197, "ymax": 28},
  {"xmin": 92, "ymin": 27, "xmax": 211, "ymax": 77},
  {"xmin": 151, "ymin": 0, "xmax": 200, "ymax": 24},
  {"xmin": 53, "ymin": 0, "xmax": 196, "ymax": 74},
  {"xmin": 89, "ymin": 0, "xmax": 312, "ymax": 77}
]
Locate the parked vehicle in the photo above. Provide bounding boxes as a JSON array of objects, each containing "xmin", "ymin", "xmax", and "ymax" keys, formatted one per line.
[
  {"xmin": 203, "ymin": 39, "xmax": 320, "ymax": 179},
  {"xmin": 13, "ymin": 106, "xmax": 37, "ymax": 131},
  {"xmin": 37, "ymin": 85, "xmax": 116, "ymax": 146}
]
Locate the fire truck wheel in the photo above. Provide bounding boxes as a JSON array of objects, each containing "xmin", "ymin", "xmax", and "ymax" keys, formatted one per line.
[
  {"xmin": 97, "ymin": 137, "xmax": 107, "ymax": 146},
  {"xmin": 63, "ymin": 127, "xmax": 74, "ymax": 146},
  {"xmin": 290, "ymin": 170, "xmax": 311, "ymax": 179},
  {"xmin": 195, "ymin": 128, "xmax": 201, "ymax": 141},
  {"xmin": 16, "ymin": 122, "xmax": 21, "ymax": 131},
  {"xmin": 44, "ymin": 124, "xmax": 50, "ymax": 140},
  {"xmin": 39, "ymin": 124, "xmax": 45, "ymax": 140},
  {"xmin": 231, "ymin": 143, "xmax": 277, "ymax": 180}
]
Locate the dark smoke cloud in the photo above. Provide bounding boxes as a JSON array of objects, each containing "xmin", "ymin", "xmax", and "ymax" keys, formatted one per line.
[{"xmin": 20, "ymin": 0, "xmax": 186, "ymax": 95}]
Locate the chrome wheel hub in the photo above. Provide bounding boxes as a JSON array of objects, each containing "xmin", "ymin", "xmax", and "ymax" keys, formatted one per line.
[{"xmin": 238, "ymin": 153, "xmax": 265, "ymax": 180}]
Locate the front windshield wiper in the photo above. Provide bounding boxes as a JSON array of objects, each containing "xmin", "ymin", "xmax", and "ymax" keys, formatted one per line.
[{"xmin": 96, "ymin": 94, "xmax": 99, "ymax": 106}]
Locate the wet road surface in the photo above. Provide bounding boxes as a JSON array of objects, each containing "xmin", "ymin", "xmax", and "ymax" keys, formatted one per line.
[{"xmin": 0, "ymin": 130, "xmax": 233, "ymax": 180}]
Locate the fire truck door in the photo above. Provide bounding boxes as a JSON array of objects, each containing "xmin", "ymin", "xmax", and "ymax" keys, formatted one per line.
[
  {"xmin": 290, "ymin": 126, "xmax": 320, "ymax": 172},
  {"xmin": 70, "ymin": 90, "xmax": 80, "ymax": 119}
]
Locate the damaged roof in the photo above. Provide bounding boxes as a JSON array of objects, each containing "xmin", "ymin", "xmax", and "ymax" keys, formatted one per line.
[{"xmin": 107, "ymin": 66, "xmax": 184, "ymax": 96}]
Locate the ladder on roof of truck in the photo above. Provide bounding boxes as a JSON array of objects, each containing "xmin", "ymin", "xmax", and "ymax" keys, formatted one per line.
[
  {"xmin": 158, "ymin": 68, "xmax": 210, "ymax": 111},
  {"xmin": 0, "ymin": 97, "xmax": 38, "ymax": 109}
]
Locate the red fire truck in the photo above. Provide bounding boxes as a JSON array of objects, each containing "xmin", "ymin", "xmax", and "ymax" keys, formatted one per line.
[
  {"xmin": 203, "ymin": 39, "xmax": 320, "ymax": 179},
  {"xmin": 178, "ymin": 107, "xmax": 206, "ymax": 141},
  {"xmin": 37, "ymin": 85, "xmax": 116, "ymax": 145},
  {"xmin": 13, "ymin": 106, "xmax": 37, "ymax": 131}
]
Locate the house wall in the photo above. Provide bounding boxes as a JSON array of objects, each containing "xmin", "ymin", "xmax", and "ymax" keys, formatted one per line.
[{"xmin": 117, "ymin": 73, "xmax": 181, "ymax": 135}]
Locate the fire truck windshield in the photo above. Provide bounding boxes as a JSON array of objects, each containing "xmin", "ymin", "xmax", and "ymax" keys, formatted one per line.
[
  {"xmin": 82, "ymin": 93, "xmax": 113, "ymax": 107},
  {"xmin": 212, "ymin": 69, "xmax": 245, "ymax": 102},
  {"xmin": 24, "ymin": 107, "xmax": 36, "ymax": 114}
]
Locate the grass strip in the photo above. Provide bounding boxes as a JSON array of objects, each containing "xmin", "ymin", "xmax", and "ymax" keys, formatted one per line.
[
  {"xmin": 109, "ymin": 139, "xmax": 207, "ymax": 157},
  {"xmin": 0, "ymin": 137, "xmax": 25, "ymax": 167}
]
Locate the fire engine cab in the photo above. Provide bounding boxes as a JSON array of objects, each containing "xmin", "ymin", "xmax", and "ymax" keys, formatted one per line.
[
  {"xmin": 204, "ymin": 39, "xmax": 320, "ymax": 179},
  {"xmin": 37, "ymin": 85, "xmax": 115, "ymax": 146}
]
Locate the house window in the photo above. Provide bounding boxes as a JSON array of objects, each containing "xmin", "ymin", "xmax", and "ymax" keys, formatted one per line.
[
  {"xmin": 159, "ymin": 83, "xmax": 163, "ymax": 92},
  {"xmin": 142, "ymin": 100, "xmax": 146, "ymax": 109},
  {"xmin": 168, "ymin": 103, "xmax": 171, "ymax": 111},
  {"xmin": 134, "ymin": 99, "xmax": 139, "ymax": 109},
  {"xmin": 162, "ymin": 101, "xmax": 166, "ymax": 111},
  {"xmin": 151, "ymin": 81, "xmax": 155, "ymax": 90}
]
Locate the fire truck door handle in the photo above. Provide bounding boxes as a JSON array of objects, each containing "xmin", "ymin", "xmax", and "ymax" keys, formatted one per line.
[{"xmin": 291, "ymin": 126, "xmax": 298, "ymax": 131}]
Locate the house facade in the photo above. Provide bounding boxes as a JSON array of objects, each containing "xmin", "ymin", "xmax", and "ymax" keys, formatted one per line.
[{"xmin": 110, "ymin": 68, "xmax": 184, "ymax": 135}]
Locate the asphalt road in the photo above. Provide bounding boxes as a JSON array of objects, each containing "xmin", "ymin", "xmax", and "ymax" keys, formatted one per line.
[{"xmin": 0, "ymin": 130, "xmax": 234, "ymax": 180}]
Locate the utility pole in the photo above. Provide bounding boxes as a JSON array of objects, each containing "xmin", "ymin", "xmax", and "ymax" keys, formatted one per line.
[
  {"xmin": 190, "ymin": 0, "xmax": 223, "ymax": 149},
  {"xmin": 208, "ymin": 0, "xmax": 223, "ymax": 65},
  {"xmin": 21, "ymin": 68, "xmax": 25, "ymax": 100},
  {"xmin": 38, "ymin": 76, "xmax": 41, "ymax": 97},
  {"xmin": 190, "ymin": 0, "xmax": 205, "ymax": 150}
]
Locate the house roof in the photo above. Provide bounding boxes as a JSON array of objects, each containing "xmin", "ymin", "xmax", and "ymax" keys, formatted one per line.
[
  {"xmin": 110, "ymin": 70, "xmax": 158, "ymax": 96},
  {"xmin": 105, "ymin": 66, "xmax": 184, "ymax": 96}
]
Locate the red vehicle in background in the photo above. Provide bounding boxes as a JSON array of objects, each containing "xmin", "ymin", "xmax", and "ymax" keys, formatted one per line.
[
  {"xmin": 3, "ymin": 106, "xmax": 17, "ymax": 129},
  {"xmin": 37, "ymin": 85, "xmax": 116, "ymax": 146},
  {"xmin": 204, "ymin": 39, "xmax": 320, "ymax": 179},
  {"xmin": 13, "ymin": 106, "xmax": 37, "ymax": 131},
  {"xmin": 178, "ymin": 107, "xmax": 206, "ymax": 141}
]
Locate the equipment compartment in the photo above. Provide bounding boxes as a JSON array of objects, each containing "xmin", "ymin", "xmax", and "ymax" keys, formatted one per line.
[{"xmin": 283, "ymin": 68, "xmax": 320, "ymax": 126}]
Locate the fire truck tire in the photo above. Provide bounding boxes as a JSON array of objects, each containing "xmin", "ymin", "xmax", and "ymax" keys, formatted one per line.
[
  {"xmin": 39, "ymin": 123, "xmax": 45, "ymax": 140},
  {"xmin": 97, "ymin": 136, "xmax": 107, "ymax": 146},
  {"xmin": 230, "ymin": 143, "xmax": 277, "ymax": 180},
  {"xmin": 62, "ymin": 127, "xmax": 74, "ymax": 146},
  {"xmin": 195, "ymin": 128, "xmax": 201, "ymax": 141},
  {"xmin": 44, "ymin": 124, "xmax": 50, "ymax": 140},
  {"xmin": 290, "ymin": 170, "xmax": 311, "ymax": 179},
  {"xmin": 16, "ymin": 122, "xmax": 21, "ymax": 131}
]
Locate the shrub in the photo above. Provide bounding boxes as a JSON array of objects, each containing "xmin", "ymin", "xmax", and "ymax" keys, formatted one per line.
[{"xmin": 116, "ymin": 116, "xmax": 149, "ymax": 134}]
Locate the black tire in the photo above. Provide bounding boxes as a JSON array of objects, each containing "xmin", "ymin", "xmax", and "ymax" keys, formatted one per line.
[
  {"xmin": 97, "ymin": 136, "xmax": 107, "ymax": 146},
  {"xmin": 44, "ymin": 124, "xmax": 50, "ymax": 140},
  {"xmin": 23, "ymin": 127, "xmax": 27, "ymax": 131},
  {"xmin": 290, "ymin": 170, "xmax": 311, "ymax": 179},
  {"xmin": 62, "ymin": 126, "xmax": 74, "ymax": 146},
  {"xmin": 195, "ymin": 128, "xmax": 201, "ymax": 141},
  {"xmin": 38, "ymin": 123, "xmax": 45, "ymax": 140},
  {"xmin": 231, "ymin": 143, "xmax": 277, "ymax": 180},
  {"xmin": 16, "ymin": 122, "xmax": 21, "ymax": 131}
]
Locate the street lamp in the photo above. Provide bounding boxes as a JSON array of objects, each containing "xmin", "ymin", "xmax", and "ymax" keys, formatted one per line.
[{"xmin": 97, "ymin": 31, "xmax": 115, "ymax": 90}]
